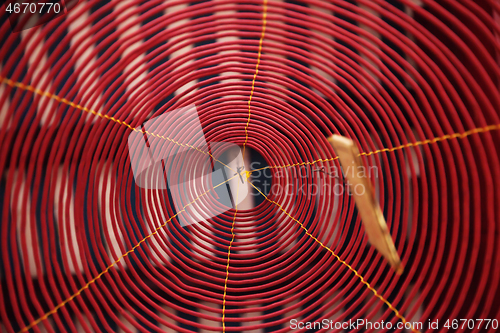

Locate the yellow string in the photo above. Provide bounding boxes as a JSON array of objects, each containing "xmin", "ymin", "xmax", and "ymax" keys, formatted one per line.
[
  {"xmin": 249, "ymin": 124, "xmax": 500, "ymax": 173},
  {"xmin": 358, "ymin": 124, "xmax": 500, "ymax": 157},
  {"xmin": 242, "ymin": 0, "xmax": 267, "ymax": 157},
  {"xmin": 248, "ymin": 181, "xmax": 421, "ymax": 333},
  {"xmin": 222, "ymin": 176, "xmax": 240, "ymax": 332},
  {"xmin": 250, "ymin": 156, "xmax": 339, "ymax": 173},
  {"xmin": 18, "ymin": 175, "xmax": 237, "ymax": 333},
  {"xmin": 222, "ymin": 1, "xmax": 267, "ymax": 327},
  {"xmin": 0, "ymin": 76, "xmax": 234, "ymax": 172}
]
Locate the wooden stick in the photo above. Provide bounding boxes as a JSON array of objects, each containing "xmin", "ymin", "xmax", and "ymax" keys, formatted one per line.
[{"xmin": 328, "ymin": 135, "xmax": 403, "ymax": 274}]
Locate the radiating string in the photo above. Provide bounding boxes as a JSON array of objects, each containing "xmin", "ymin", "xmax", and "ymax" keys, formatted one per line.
[
  {"xmin": 248, "ymin": 181, "xmax": 421, "ymax": 333},
  {"xmin": 18, "ymin": 175, "xmax": 238, "ymax": 333}
]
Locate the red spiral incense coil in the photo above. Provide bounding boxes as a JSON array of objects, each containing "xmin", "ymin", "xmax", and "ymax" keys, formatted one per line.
[{"xmin": 0, "ymin": 0, "xmax": 499, "ymax": 332}]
